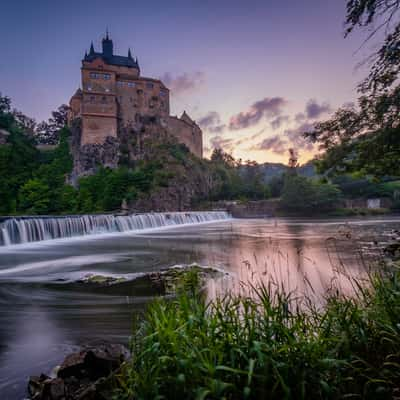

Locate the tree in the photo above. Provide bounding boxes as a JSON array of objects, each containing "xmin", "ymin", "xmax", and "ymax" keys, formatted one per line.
[
  {"xmin": 210, "ymin": 148, "xmax": 238, "ymax": 168},
  {"xmin": 281, "ymin": 175, "xmax": 341, "ymax": 213},
  {"xmin": 269, "ymin": 175, "xmax": 285, "ymax": 198},
  {"xmin": 345, "ymin": 0, "xmax": 400, "ymax": 93},
  {"xmin": 35, "ymin": 104, "xmax": 70, "ymax": 145},
  {"xmin": 18, "ymin": 179, "xmax": 51, "ymax": 214},
  {"xmin": 304, "ymin": 1, "xmax": 400, "ymax": 178}
]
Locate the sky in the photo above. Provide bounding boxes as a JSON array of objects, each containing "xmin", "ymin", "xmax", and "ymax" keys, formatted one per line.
[{"xmin": 0, "ymin": 0, "xmax": 373, "ymax": 164}]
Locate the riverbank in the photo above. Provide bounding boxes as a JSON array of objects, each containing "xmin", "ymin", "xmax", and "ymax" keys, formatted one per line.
[{"xmin": 114, "ymin": 241, "xmax": 400, "ymax": 399}]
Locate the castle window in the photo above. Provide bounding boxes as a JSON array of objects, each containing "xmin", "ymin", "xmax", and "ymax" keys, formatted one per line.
[
  {"xmin": 127, "ymin": 82, "xmax": 136, "ymax": 88},
  {"xmin": 146, "ymin": 82, "xmax": 154, "ymax": 89},
  {"xmin": 105, "ymin": 88, "xmax": 110, "ymax": 92},
  {"xmin": 103, "ymin": 73, "xmax": 111, "ymax": 80},
  {"xmin": 87, "ymin": 86, "xmax": 92, "ymax": 91},
  {"xmin": 101, "ymin": 96, "xmax": 107, "ymax": 103},
  {"xmin": 90, "ymin": 96, "xmax": 95, "ymax": 103},
  {"xmin": 90, "ymin": 72, "xmax": 100, "ymax": 79},
  {"xmin": 137, "ymin": 89, "xmax": 143, "ymax": 95},
  {"xmin": 160, "ymin": 89, "xmax": 167, "ymax": 97}
]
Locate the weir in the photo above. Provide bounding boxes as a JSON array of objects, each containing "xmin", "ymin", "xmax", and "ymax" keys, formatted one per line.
[{"xmin": 0, "ymin": 211, "xmax": 231, "ymax": 246}]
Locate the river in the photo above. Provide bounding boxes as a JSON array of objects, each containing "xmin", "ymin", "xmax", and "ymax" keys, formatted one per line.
[{"xmin": 0, "ymin": 214, "xmax": 399, "ymax": 399}]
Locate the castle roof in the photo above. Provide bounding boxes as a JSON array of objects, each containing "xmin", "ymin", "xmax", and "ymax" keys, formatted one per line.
[
  {"xmin": 180, "ymin": 111, "xmax": 196, "ymax": 126},
  {"xmin": 83, "ymin": 34, "xmax": 139, "ymax": 69}
]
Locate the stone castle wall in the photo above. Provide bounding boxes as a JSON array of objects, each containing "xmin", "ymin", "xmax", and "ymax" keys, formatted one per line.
[
  {"xmin": 68, "ymin": 36, "xmax": 203, "ymax": 172},
  {"xmin": 81, "ymin": 115, "xmax": 117, "ymax": 145},
  {"xmin": 167, "ymin": 117, "xmax": 203, "ymax": 158}
]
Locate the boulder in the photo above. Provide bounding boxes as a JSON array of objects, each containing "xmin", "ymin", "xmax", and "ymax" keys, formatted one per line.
[{"xmin": 28, "ymin": 343, "xmax": 129, "ymax": 400}]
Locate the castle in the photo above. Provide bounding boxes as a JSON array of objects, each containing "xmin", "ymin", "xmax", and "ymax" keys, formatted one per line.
[{"xmin": 68, "ymin": 33, "xmax": 202, "ymax": 158}]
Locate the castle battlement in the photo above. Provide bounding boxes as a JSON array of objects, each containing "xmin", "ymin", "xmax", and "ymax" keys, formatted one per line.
[{"xmin": 68, "ymin": 33, "xmax": 202, "ymax": 158}]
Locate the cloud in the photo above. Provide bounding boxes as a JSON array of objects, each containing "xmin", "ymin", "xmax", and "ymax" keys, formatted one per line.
[
  {"xmin": 295, "ymin": 112, "xmax": 306, "ymax": 123},
  {"xmin": 229, "ymin": 97, "xmax": 287, "ymax": 130},
  {"xmin": 253, "ymin": 135, "xmax": 287, "ymax": 155},
  {"xmin": 160, "ymin": 71, "xmax": 205, "ymax": 95},
  {"xmin": 270, "ymin": 115, "xmax": 290, "ymax": 130},
  {"xmin": 198, "ymin": 111, "xmax": 226, "ymax": 134},
  {"xmin": 284, "ymin": 121, "xmax": 315, "ymax": 151},
  {"xmin": 305, "ymin": 99, "xmax": 331, "ymax": 119},
  {"xmin": 209, "ymin": 135, "xmax": 234, "ymax": 151}
]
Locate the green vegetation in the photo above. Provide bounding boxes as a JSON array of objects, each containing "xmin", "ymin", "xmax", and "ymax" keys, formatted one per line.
[
  {"xmin": 0, "ymin": 95, "xmax": 178, "ymax": 214},
  {"xmin": 209, "ymin": 149, "xmax": 270, "ymax": 201},
  {"xmin": 305, "ymin": 0, "xmax": 400, "ymax": 180},
  {"xmin": 0, "ymin": 95, "xmax": 274, "ymax": 215},
  {"xmin": 280, "ymin": 173, "xmax": 341, "ymax": 213},
  {"xmin": 114, "ymin": 264, "xmax": 400, "ymax": 400}
]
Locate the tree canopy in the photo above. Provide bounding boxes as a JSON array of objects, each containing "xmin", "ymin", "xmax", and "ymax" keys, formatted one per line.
[{"xmin": 304, "ymin": 0, "xmax": 400, "ymax": 179}]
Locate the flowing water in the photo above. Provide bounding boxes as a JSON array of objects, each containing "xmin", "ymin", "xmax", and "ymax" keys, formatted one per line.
[{"xmin": 0, "ymin": 213, "xmax": 399, "ymax": 399}]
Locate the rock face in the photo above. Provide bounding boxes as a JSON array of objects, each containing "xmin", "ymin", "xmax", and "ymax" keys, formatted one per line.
[
  {"xmin": 130, "ymin": 155, "xmax": 217, "ymax": 212},
  {"xmin": 28, "ymin": 343, "xmax": 129, "ymax": 400},
  {"xmin": 69, "ymin": 119, "xmax": 120, "ymax": 186},
  {"xmin": 68, "ymin": 117, "xmax": 219, "ymax": 210}
]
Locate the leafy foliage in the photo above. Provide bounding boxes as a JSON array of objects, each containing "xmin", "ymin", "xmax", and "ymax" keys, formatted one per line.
[
  {"xmin": 281, "ymin": 174, "xmax": 341, "ymax": 213},
  {"xmin": 345, "ymin": 0, "xmax": 400, "ymax": 93},
  {"xmin": 116, "ymin": 267, "xmax": 400, "ymax": 399},
  {"xmin": 209, "ymin": 149, "xmax": 271, "ymax": 201},
  {"xmin": 304, "ymin": 1, "xmax": 400, "ymax": 179}
]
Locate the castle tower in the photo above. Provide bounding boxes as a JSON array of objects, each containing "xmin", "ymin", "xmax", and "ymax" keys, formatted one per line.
[
  {"xmin": 69, "ymin": 34, "xmax": 202, "ymax": 159},
  {"xmin": 102, "ymin": 31, "xmax": 113, "ymax": 58}
]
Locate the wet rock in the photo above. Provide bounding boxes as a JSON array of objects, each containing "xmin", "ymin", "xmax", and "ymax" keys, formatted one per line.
[
  {"xmin": 28, "ymin": 374, "xmax": 51, "ymax": 399},
  {"xmin": 384, "ymin": 240, "xmax": 400, "ymax": 260},
  {"xmin": 78, "ymin": 274, "xmax": 127, "ymax": 286},
  {"xmin": 44, "ymin": 378, "xmax": 65, "ymax": 400},
  {"xmin": 28, "ymin": 344, "xmax": 129, "ymax": 400}
]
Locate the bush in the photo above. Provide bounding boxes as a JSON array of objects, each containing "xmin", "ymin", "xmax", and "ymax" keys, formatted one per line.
[
  {"xmin": 115, "ymin": 268, "xmax": 400, "ymax": 399},
  {"xmin": 281, "ymin": 174, "xmax": 341, "ymax": 213}
]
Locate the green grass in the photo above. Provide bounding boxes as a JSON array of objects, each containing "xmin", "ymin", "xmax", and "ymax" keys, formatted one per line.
[{"xmin": 114, "ymin": 267, "xmax": 400, "ymax": 400}]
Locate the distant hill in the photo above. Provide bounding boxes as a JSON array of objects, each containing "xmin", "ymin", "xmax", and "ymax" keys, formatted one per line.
[{"xmin": 256, "ymin": 161, "xmax": 318, "ymax": 182}]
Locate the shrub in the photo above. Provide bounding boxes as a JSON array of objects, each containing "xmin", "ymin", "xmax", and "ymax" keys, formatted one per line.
[{"xmin": 115, "ymin": 268, "xmax": 400, "ymax": 399}]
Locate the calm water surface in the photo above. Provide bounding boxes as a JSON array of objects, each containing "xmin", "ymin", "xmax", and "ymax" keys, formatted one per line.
[{"xmin": 0, "ymin": 216, "xmax": 399, "ymax": 399}]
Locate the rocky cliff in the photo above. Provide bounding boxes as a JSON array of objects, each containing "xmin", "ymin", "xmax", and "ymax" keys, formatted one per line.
[{"xmin": 68, "ymin": 117, "xmax": 219, "ymax": 211}]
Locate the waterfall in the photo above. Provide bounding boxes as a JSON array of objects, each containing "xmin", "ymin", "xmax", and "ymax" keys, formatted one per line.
[{"xmin": 0, "ymin": 211, "xmax": 231, "ymax": 246}]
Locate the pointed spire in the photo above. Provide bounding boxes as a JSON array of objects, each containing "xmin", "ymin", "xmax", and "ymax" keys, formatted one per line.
[
  {"xmin": 84, "ymin": 50, "xmax": 88, "ymax": 57},
  {"xmin": 128, "ymin": 48, "xmax": 132, "ymax": 59},
  {"xmin": 106, "ymin": 28, "xmax": 109, "ymax": 40},
  {"xmin": 89, "ymin": 42, "xmax": 95, "ymax": 54}
]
